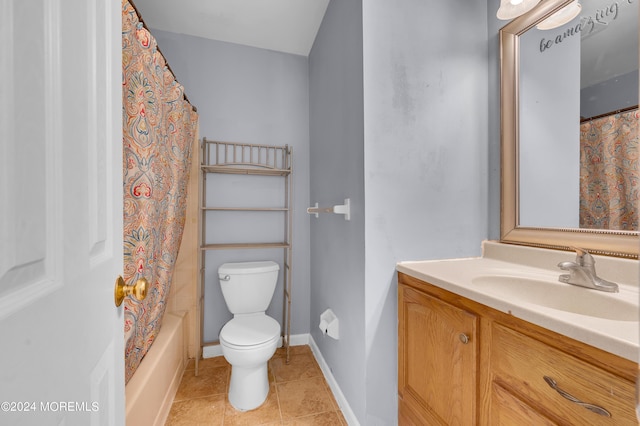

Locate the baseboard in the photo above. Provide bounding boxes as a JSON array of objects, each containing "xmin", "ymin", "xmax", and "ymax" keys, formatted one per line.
[
  {"xmin": 202, "ymin": 343, "xmax": 223, "ymax": 358},
  {"xmin": 202, "ymin": 333, "xmax": 359, "ymax": 425},
  {"xmin": 308, "ymin": 335, "xmax": 360, "ymax": 426},
  {"xmin": 202, "ymin": 333, "xmax": 311, "ymax": 358}
]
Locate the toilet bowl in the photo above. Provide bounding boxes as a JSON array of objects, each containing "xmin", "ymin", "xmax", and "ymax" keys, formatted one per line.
[
  {"xmin": 217, "ymin": 261, "xmax": 280, "ymax": 411},
  {"xmin": 220, "ymin": 314, "xmax": 280, "ymax": 410}
]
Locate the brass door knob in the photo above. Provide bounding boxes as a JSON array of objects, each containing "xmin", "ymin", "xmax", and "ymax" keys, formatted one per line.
[{"xmin": 114, "ymin": 276, "xmax": 149, "ymax": 307}]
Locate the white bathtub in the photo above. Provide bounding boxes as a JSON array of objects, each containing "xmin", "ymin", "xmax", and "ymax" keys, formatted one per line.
[{"xmin": 125, "ymin": 311, "xmax": 187, "ymax": 426}]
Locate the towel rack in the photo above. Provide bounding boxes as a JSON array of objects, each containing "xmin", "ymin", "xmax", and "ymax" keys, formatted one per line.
[{"xmin": 307, "ymin": 198, "xmax": 350, "ymax": 221}]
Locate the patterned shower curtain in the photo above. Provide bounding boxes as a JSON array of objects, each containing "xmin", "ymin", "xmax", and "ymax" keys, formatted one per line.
[
  {"xmin": 122, "ymin": 0, "xmax": 199, "ymax": 383},
  {"xmin": 579, "ymin": 108, "xmax": 638, "ymax": 230}
]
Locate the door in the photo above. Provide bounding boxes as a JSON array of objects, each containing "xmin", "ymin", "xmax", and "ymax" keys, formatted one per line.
[
  {"xmin": 398, "ymin": 284, "xmax": 478, "ymax": 425},
  {"xmin": 0, "ymin": 1, "xmax": 123, "ymax": 425}
]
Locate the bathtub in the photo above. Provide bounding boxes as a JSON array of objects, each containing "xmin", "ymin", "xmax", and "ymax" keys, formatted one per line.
[{"xmin": 125, "ymin": 311, "xmax": 188, "ymax": 426}]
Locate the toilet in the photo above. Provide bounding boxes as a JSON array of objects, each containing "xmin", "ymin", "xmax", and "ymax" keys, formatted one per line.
[{"xmin": 218, "ymin": 261, "xmax": 281, "ymax": 411}]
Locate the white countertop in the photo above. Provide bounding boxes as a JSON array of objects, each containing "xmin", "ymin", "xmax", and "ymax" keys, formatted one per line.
[{"xmin": 397, "ymin": 241, "xmax": 639, "ymax": 362}]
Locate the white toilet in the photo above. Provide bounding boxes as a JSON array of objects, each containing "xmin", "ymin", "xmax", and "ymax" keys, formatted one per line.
[{"xmin": 218, "ymin": 261, "xmax": 281, "ymax": 411}]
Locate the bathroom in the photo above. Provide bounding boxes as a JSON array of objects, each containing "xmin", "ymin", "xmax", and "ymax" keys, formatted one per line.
[
  {"xmin": 0, "ymin": 0, "xmax": 637, "ymax": 425},
  {"xmin": 130, "ymin": 0, "xmax": 493, "ymax": 423}
]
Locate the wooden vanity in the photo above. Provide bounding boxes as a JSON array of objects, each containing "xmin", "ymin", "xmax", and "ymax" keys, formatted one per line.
[{"xmin": 398, "ymin": 271, "xmax": 638, "ymax": 425}]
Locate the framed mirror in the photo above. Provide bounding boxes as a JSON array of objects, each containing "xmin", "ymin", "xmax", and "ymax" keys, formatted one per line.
[{"xmin": 500, "ymin": 0, "xmax": 639, "ymax": 258}]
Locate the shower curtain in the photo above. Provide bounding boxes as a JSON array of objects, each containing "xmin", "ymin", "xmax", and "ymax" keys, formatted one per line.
[
  {"xmin": 579, "ymin": 108, "xmax": 638, "ymax": 230},
  {"xmin": 122, "ymin": 0, "xmax": 199, "ymax": 383}
]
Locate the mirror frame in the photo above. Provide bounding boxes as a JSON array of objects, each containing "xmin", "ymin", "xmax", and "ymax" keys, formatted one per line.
[{"xmin": 500, "ymin": 0, "xmax": 639, "ymax": 258}]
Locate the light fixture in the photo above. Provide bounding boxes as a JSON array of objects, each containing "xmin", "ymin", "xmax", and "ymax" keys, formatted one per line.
[
  {"xmin": 496, "ymin": 0, "xmax": 541, "ymax": 20},
  {"xmin": 537, "ymin": 1, "xmax": 582, "ymax": 30}
]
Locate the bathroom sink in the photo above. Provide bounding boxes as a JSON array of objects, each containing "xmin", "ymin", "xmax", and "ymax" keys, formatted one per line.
[{"xmin": 472, "ymin": 275, "xmax": 638, "ymax": 322}]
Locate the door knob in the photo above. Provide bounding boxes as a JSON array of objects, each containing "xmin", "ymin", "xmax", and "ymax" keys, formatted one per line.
[{"xmin": 114, "ymin": 276, "xmax": 149, "ymax": 307}]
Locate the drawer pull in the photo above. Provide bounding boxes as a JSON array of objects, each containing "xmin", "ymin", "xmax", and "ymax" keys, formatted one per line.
[
  {"xmin": 459, "ymin": 333, "xmax": 469, "ymax": 344},
  {"xmin": 543, "ymin": 376, "xmax": 611, "ymax": 417}
]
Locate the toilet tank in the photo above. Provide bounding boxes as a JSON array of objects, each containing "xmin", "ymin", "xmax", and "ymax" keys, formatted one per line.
[{"xmin": 218, "ymin": 261, "xmax": 279, "ymax": 314}]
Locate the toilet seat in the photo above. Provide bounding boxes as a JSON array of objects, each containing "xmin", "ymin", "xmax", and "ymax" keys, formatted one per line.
[{"xmin": 220, "ymin": 315, "xmax": 280, "ymax": 349}]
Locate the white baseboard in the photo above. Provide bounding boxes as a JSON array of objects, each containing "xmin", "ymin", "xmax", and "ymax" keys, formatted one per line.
[
  {"xmin": 202, "ymin": 333, "xmax": 312, "ymax": 358},
  {"xmin": 287, "ymin": 333, "xmax": 311, "ymax": 347},
  {"xmin": 308, "ymin": 335, "xmax": 360, "ymax": 426},
  {"xmin": 203, "ymin": 333, "xmax": 359, "ymax": 425},
  {"xmin": 202, "ymin": 343, "xmax": 223, "ymax": 358}
]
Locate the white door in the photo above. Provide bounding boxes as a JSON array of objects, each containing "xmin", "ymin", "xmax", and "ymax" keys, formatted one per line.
[{"xmin": 0, "ymin": 1, "xmax": 124, "ymax": 425}]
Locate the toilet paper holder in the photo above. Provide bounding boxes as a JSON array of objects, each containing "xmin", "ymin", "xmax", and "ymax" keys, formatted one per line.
[{"xmin": 319, "ymin": 308, "xmax": 339, "ymax": 339}]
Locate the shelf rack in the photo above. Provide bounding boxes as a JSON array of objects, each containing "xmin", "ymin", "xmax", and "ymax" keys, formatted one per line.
[{"xmin": 197, "ymin": 138, "xmax": 293, "ymax": 373}]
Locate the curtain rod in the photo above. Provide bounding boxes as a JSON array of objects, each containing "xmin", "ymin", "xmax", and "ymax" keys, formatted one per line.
[
  {"xmin": 127, "ymin": 0, "xmax": 198, "ymax": 113},
  {"xmin": 580, "ymin": 105, "xmax": 637, "ymax": 123}
]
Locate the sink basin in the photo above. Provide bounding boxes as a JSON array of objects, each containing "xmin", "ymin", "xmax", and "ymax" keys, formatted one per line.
[{"xmin": 472, "ymin": 275, "xmax": 638, "ymax": 322}]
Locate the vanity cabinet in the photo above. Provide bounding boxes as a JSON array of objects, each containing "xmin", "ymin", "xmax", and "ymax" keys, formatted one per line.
[{"xmin": 398, "ymin": 272, "xmax": 637, "ymax": 426}]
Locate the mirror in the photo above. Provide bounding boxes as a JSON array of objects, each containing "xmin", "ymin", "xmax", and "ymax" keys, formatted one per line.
[{"xmin": 500, "ymin": 0, "xmax": 639, "ymax": 258}]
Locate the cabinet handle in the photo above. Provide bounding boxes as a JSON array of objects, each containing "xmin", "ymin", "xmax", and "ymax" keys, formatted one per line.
[
  {"xmin": 543, "ymin": 376, "xmax": 611, "ymax": 417},
  {"xmin": 458, "ymin": 333, "xmax": 469, "ymax": 344}
]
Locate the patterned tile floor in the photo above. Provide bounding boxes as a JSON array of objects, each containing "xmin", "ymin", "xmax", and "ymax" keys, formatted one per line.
[{"xmin": 165, "ymin": 345, "xmax": 347, "ymax": 425}]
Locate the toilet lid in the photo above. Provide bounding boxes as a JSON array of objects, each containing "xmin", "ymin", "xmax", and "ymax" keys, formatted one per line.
[{"xmin": 220, "ymin": 315, "xmax": 280, "ymax": 347}]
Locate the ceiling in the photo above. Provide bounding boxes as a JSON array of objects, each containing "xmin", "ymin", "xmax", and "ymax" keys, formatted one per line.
[
  {"xmin": 131, "ymin": 0, "xmax": 330, "ymax": 57},
  {"xmin": 132, "ymin": 0, "xmax": 636, "ymax": 86},
  {"xmin": 578, "ymin": 0, "xmax": 638, "ymax": 87}
]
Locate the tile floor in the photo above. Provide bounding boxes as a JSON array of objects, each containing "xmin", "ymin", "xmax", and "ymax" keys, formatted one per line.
[{"xmin": 165, "ymin": 345, "xmax": 347, "ymax": 425}]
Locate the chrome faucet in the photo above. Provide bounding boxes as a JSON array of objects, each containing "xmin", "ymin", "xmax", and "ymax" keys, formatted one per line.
[{"xmin": 557, "ymin": 247, "xmax": 619, "ymax": 293}]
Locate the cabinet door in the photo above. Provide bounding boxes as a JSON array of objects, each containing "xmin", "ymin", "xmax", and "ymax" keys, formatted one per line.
[{"xmin": 399, "ymin": 284, "xmax": 478, "ymax": 425}]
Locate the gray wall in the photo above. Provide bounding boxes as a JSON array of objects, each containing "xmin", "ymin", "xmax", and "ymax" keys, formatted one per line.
[
  {"xmin": 151, "ymin": 30, "xmax": 311, "ymax": 341},
  {"xmin": 488, "ymin": 0, "xmax": 503, "ymax": 241},
  {"xmin": 362, "ymin": 0, "xmax": 489, "ymax": 424},
  {"xmin": 310, "ymin": 0, "xmax": 490, "ymax": 424},
  {"xmin": 308, "ymin": 0, "xmax": 367, "ymax": 420}
]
